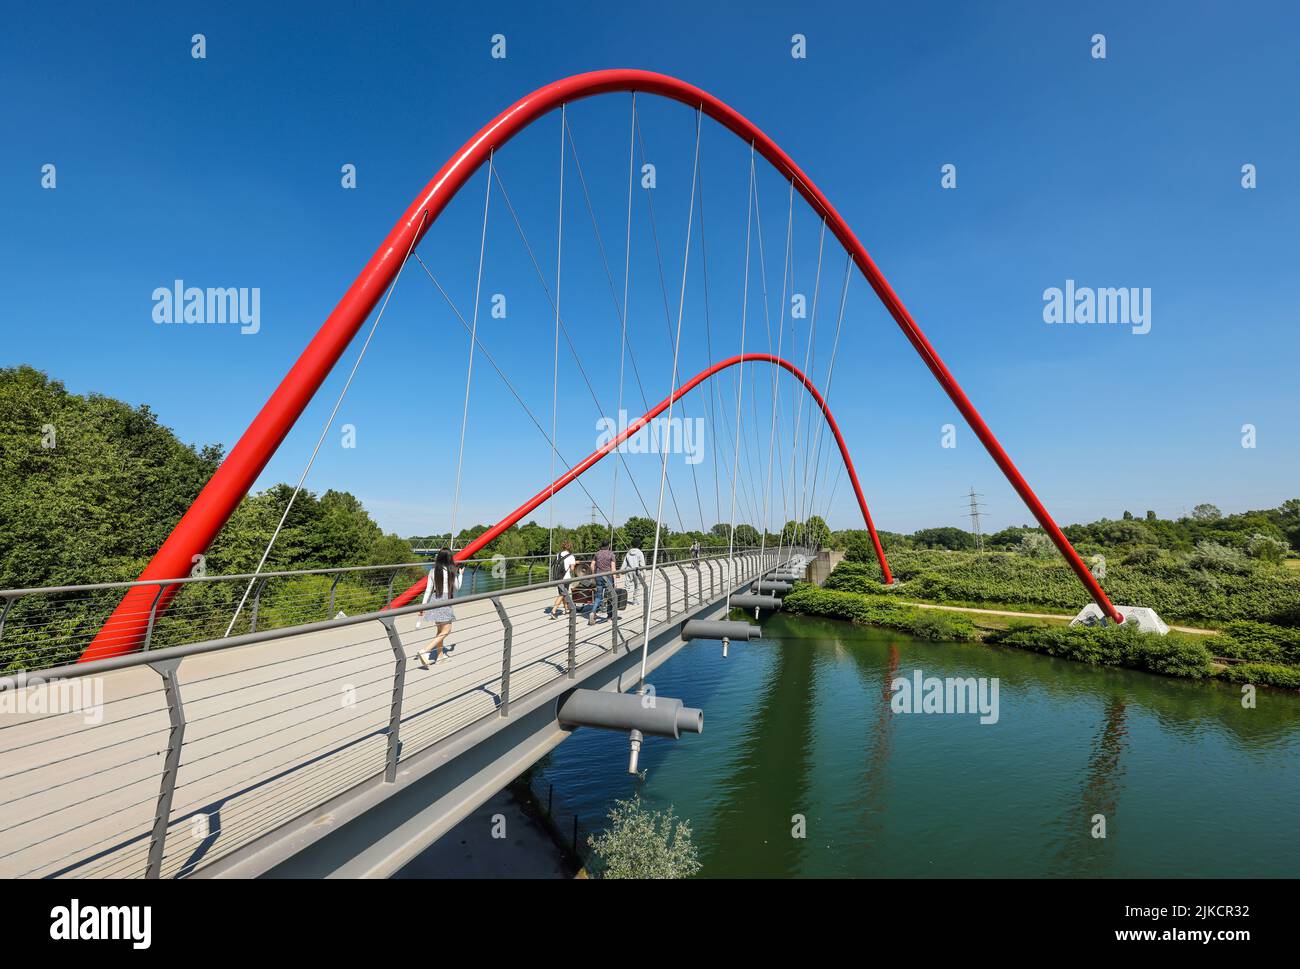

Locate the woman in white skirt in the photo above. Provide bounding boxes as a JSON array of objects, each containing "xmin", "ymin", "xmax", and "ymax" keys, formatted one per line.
[{"xmin": 417, "ymin": 548, "xmax": 462, "ymax": 669}]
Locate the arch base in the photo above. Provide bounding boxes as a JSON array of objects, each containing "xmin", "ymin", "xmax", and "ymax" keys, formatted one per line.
[{"xmin": 1071, "ymin": 603, "xmax": 1167, "ymax": 635}]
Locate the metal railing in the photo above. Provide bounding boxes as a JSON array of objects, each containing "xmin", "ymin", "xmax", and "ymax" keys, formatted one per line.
[
  {"xmin": 0, "ymin": 546, "xmax": 764, "ymax": 675},
  {"xmin": 0, "ymin": 547, "xmax": 796, "ymax": 880}
]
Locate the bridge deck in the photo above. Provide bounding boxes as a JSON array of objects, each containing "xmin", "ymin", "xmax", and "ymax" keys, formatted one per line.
[{"xmin": 0, "ymin": 562, "xmax": 733, "ymax": 879}]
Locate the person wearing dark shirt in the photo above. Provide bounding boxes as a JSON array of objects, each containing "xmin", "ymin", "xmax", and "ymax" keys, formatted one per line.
[{"xmin": 588, "ymin": 541, "xmax": 618, "ymax": 625}]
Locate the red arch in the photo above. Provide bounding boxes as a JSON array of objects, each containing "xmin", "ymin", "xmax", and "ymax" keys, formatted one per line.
[
  {"xmin": 386, "ymin": 352, "xmax": 891, "ymax": 610},
  {"xmin": 83, "ymin": 68, "xmax": 1120, "ymax": 662}
]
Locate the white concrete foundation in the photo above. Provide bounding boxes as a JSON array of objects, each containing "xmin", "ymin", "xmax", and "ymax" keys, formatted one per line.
[{"xmin": 1071, "ymin": 603, "xmax": 1169, "ymax": 635}]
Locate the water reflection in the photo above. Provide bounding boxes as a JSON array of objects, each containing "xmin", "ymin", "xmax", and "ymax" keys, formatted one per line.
[{"xmin": 533, "ymin": 612, "xmax": 1300, "ymax": 877}]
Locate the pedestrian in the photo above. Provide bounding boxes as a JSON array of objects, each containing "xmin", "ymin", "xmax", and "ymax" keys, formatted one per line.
[
  {"xmin": 621, "ymin": 544, "xmax": 645, "ymax": 604},
  {"xmin": 549, "ymin": 540, "xmax": 577, "ymax": 620},
  {"xmin": 416, "ymin": 548, "xmax": 462, "ymax": 669},
  {"xmin": 589, "ymin": 540, "xmax": 618, "ymax": 625}
]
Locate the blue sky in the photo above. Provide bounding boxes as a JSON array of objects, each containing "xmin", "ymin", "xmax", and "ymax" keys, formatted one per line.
[{"xmin": 3, "ymin": 1, "xmax": 1298, "ymax": 539}]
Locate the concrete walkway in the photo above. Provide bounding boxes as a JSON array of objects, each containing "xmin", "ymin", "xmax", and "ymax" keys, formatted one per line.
[{"xmin": 0, "ymin": 558, "xmax": 746, "ymax": 879}]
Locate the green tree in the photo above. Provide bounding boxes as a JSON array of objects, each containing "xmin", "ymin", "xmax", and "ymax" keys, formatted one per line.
[
  {"xmin": 0, "ymin": 366, "xmax": 221, "ymax": 587},
  {"xmin": 621, "ymin": 516, "xmax": 659, "ymax": 551},
  {"xmin": 913, "ymin": 527, "xmax": 975, "ymax": 551},
  {"xmin": 802, "ymin": 515, "xmax": 831, "ymax": 549}
]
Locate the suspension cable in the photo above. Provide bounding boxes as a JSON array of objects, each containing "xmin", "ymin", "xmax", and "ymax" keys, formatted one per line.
[
  {"xmin": 695, "ymin": 119, "xmax": 724, "ymax": 532},
  {"xmin": 560, "ymin": 112, "xmax": 693, "ymax": 532},
  {"xmin": 411, "ymin": 253, "xmax": 629, "ymax": 522},
  {"xmin": 223, "ymin": 209, "xmax": 430, "ymax": 637},
  {"xmin": 760, "ymin": 180, "xmax": 794, "ymax": 561},
  {"xmin": 725, "ymin": 143, "xmax": 757, "ymax": 607},
  {"xmin": 789, "ymin": 218, "xmax": 826, "ymax": 547},
  {"xmin": 448, "ymin": 150, "xmax": 494, "ymax": 550},
  {"xmin": 638, "ymin": 106, "xmax": 701, "ymax": 689},
  {"xmin": 610, "ymin": 93, "xmax": 636, "ymax": 541},
  {"xmin": 490, "ymin": 160, "xmax": 687, "ymax": 533},
  {"xmin": 806, "ymin": 252, "xmax": 854, "ymax": 533},
  {"xmin": 548, "ymin": 106, "xmax": 565, "ymax": 561},
  {"xmin": 635, "ymin": 115, "xmax": 708, "ymax": 533}
]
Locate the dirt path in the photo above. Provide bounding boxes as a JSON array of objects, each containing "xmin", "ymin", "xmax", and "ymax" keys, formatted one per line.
[{"xmin": 896, "ymin": 599, "xmax": 1218, "ymax": 636}]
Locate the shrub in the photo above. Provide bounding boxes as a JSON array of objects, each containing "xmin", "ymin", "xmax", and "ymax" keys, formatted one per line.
[
  {"xmin": 1205, "ymin": 620, "xmax": 1300, "ymax": 666},
  {"xmin": 1215, "ymin": 663, "xmax": 1300, "ymax": 690},
  {"xmin": 1018, "ymin": 533, "xmax": 1055, "ymax": 558},
  {"xmin": 586, "ymin": 796, "xmax": 700, "ymax": 879},
  {"xmin": 1246, "ymin": 533, "xmax": 1288, "ymax": 564},
  {"xmin": 986, "ymin": 622, "xmax": 1213, "ymax": 678},
  {"xmin": 781, "ymin": 586, "xmax": 978, "ymax": 641},
  {"xmin": 1121, "ymin": 546, "xmax": 1161, "ymax": 567},
  {"xmin": 1189, "ymin": 541, "xmax": 1250, "ymax": 574}
]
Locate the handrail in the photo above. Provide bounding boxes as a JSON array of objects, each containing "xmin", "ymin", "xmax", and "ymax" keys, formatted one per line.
[
  {"xmin": 0, "ymin": 547, "xmax": 794, "ymax": 879},
  {"xmin": 1, "ymin": 548, "xmax": 779, "ymax": 681},
  {"xmin": 0, "ymin": 545, "xmax": 762, "ymax": 600}
]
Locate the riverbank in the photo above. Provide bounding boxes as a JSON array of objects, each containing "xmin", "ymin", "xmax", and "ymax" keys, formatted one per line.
[{"xmin": 781, "ymin": 585, "xmax": 1300, "ymax": 689}]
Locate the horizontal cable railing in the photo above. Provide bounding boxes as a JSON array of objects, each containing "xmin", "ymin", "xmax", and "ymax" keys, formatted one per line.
[
  {"xmin": 0, "ymin": 548, "xmax": 802, "ymax": 880},
  {"xmin": 0, "ymin": 546, "xmax": 763, "ymax": 675}
]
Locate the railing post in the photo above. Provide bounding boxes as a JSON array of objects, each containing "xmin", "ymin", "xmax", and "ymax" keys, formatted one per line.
[
  {"xmin": 674, "ymin": 564, "xmax": 690, "ymax": 609},
  {"xmin": 379, "ymin": 618, "xmax": 406, "ymax": 782},
  {"xmin": 490, "ymin": 597, "xmax": 512, "ymax": 715},
  {"xmin": 386, "ymin": 567, "xmax": 401, "ymax": 602},
  {"xmin": 143, "ymin": 584, "xmax": 166, "ymax": 650},
  {"xmin": 146, "ymin": 657, "xmax": 186, "ymax": 878},
  {"xmin": 248, "ymin": 577, "xmax": 268, "ymax": 634},
  {"xmin": 327, "ymin": 573, "xmax": 343, "ymax": 617},
  {"xmin": 663, "ymin": 569, "xmax": 672, "ymax": 621},
  {"xmin": 562, "ymin": 583, "xmax": 577, "ymax": 677},
  {"xmin": 0, "ymin": 594, "xmax": 12, "ymax": 644}
]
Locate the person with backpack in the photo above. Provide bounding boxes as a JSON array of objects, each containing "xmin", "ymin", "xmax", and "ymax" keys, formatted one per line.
[
  {"xmin": 549, "ymin": 540, "xmax": 576, "ymax": 620},
  {"xmin": 416, "ymin": 548, "xmax": 462, "ymax": 669},
  {"xmin": 588, "ymin": 540, "xmax": 618, "ymax": 625},
  {"xmin": 620, "ymin": 544, "xmax": 645, "ymax": 604}
]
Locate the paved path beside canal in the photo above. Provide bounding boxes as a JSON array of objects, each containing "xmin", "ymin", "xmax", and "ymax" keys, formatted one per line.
[{"xmin": 897, "ymin": 599, "xmax": 1218, "ymax": 636}]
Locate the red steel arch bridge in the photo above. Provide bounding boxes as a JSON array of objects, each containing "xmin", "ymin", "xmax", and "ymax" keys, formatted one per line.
[{"xmin": 0, "ymin": 70, "xmax": 1136, "ymax": 879}]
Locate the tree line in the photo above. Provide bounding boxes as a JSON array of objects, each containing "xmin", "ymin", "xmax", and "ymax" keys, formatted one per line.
[
  {"xmin": 0, "ymin": 367, "xmax": 808, "ymax": 592},
  {"xmin": 834, "ymin": 501, "xmax": 1300, "ymax": 563}
]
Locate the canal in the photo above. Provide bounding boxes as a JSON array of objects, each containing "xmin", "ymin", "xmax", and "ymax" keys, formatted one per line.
[{"xmin": 533, "ymin": 612, "xmax": 1300, "ymax": 877}]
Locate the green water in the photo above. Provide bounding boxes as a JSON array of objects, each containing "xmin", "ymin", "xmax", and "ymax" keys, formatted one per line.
[{"xmin": 535, "ymin": 613, "xmax": 1300, "ymax": 877}]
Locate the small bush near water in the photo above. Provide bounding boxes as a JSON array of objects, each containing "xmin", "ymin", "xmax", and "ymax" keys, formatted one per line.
[{"xmin": 586, "ymin": 796, "xmax": 701, "ymax": 879}]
